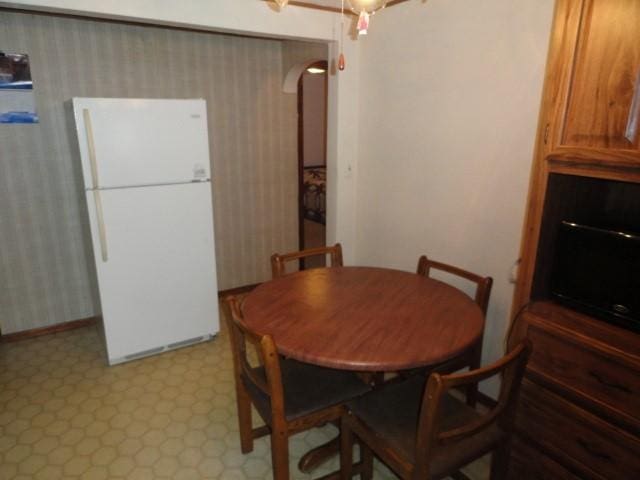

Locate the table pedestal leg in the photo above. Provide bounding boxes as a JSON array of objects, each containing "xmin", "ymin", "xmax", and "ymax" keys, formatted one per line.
[
  {"xmin": 298, "ymin": 434, "xmax": 365, "ymax": 479},
  {"xmin": 298, "ymin": 436, "xmax": 339, "ymax": 472}
]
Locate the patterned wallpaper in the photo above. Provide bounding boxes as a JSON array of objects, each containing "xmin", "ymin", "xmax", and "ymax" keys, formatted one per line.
[{"xmin": 0, "ymin": 11, "xmax": 327, "ymax": 334}]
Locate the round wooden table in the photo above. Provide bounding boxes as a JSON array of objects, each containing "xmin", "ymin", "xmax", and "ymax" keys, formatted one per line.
[{"xmin": 242, "ymin": 266, "xmax": 484, "ymax": 372}]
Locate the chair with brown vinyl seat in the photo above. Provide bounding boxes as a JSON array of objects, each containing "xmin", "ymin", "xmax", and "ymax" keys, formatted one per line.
[
  {"xmin": 414, "ymin": 255, "xmax": 493, "ymax": 406},
  {"xmin": 340, "ymin": 340, "xmax": 532, "ymax": 480},
  {"xmin": 270, "ymin": 243, "xmax": 343, "ymax": 278},
  {"xmin": 224, "ymin": 295, "xmax": 370, "ymax": 480}
]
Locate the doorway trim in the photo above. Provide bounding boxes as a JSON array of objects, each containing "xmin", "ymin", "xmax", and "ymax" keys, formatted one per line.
[{"xmin": 297, "ymin": 60, "xmax": 328, "ymax": 268}]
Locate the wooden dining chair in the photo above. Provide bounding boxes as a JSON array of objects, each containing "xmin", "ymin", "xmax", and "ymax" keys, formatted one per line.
[
  {"xmin": 224, "ymin": 295, "xmax": 370, "ymax": 480},
  {"xmin": 415, "ymin": 255, "xmax": 493, "ymax": 406},
  {"xmin": 340, "ymin": 340, "xmax": 532, "ymax": 480},
  {"xmin": 417, "ymin": 255, "xmax": 493, "ymax": 315},
  {"xmin": 271, "ymin": 243, "xmax": 343, "ymax": 278}
]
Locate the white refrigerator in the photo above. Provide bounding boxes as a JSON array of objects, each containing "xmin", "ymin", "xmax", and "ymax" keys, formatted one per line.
[{"xmin": 71, "ymin": 98, "xmax": 220, "ymax": 365}]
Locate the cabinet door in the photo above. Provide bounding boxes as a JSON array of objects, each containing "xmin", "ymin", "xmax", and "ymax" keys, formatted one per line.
[{"xmin": 560, "ymin": 0, "xmax": 640, "ymax": 151}]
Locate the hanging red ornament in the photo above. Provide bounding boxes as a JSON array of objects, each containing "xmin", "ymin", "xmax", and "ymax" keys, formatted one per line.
[
  {"xmin": 338, "ymin": 53, "xmax": 346, "ymax": 71},
  {"xmin": 338, "ymin": 0, "xmax": 346, "ymax": 72}
]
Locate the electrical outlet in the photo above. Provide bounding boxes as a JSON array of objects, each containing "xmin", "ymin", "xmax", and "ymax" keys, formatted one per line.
[{"xmin": 509, "ymin": 259, "xmax": 520, "ymax": 284}]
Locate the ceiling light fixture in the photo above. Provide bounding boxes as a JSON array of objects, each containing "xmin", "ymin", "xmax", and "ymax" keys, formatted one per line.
[
  {"xmin": 347, "ymin": 0, "xmax": 389, "ymax": 35},
  {"xmin": 271, "ymin": 1, "xmax": 390, "ymax": 35},
  {"xmin": 306, "ymin": 67, "xmax": 327, "ymax": 74},
  {"xmin": 270, "ymin": 0, "xmax": 393, "ymax": 71}
]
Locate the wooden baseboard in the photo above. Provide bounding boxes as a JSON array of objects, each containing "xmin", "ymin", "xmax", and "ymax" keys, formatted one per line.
[
  {"xmin": 0, "ymin": 316, "xmax": 99, "ymax": 343},
  {"xmin": 0, "ymin": 284, "xmax": 260, "ymax": 344},
  {"xmin": 218, "ymin": 283, "xmax": 260, "ymax": 299}
]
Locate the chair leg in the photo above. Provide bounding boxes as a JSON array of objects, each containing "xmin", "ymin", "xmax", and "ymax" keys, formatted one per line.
[
  {"xmin": 236, "ymin": 384, "xmax": 254, "ymax": 453},
  {"xmin": 270, "ymin": 429, "xmax": 290, "ymax": 480},
  {"xmin": 360, "ymin": 440, "xmax": 373, "ymax": 480},
  {"xmin": 450, "ymin": 471, "xmax": 472, "ymax": 480},
  {"xmin": 466, "ymin": 381, "xmax": 479, "ymax": 407},
  {"xmin": 466, "ymin": 345, "xmax": 483, "ymax": 407},
  {"xmin": 490, "ymin": 441, "xmax": 512, "ymax": 480},
  {"xmin": 340, "ymin": 416, "xmax": 354, "ymax": 480}
]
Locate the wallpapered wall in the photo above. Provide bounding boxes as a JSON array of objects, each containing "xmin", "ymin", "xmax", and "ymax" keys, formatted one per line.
[{"xmin": 0, "ymin": 11, "xmax": 327, "ymax": 334}]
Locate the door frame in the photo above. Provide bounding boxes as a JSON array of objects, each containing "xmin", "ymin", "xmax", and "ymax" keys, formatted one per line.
[{"xmin": 297, "ymin": 60, "xmax": 329, "ymax": 269}]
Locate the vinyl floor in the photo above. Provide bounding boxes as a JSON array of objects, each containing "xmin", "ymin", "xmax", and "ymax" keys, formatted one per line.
[{"xmin": 0, "ymin": 304, "xmax": 490, "ymax": 479}]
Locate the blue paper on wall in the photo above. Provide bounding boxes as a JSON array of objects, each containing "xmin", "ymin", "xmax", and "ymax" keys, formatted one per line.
[{"xmin": 0, "ymin": 52, "xmax": 39, "ymax": 124}]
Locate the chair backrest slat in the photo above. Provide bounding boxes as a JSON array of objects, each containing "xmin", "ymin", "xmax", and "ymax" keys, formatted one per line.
[
  {"xmin": 271, "ymin": 243, "xmax": 343, "ymax": 278},
  {"xmin": 416, "ymin": 255, "xmax": 493, "ymax": 315},
  {"xmin": 226, "ymin": 296, "xmax": 281, "ymax": 398}
]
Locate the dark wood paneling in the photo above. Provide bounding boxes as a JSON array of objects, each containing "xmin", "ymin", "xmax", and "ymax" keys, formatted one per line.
[{"xmin": 531, "ymin": 173, "xmax": 640, "ymax": 299}]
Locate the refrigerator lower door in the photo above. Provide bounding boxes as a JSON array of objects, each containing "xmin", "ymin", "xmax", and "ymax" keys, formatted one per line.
[{"xmin": 85, "ymin": 182, "xmax": 219, "ymax": 364}]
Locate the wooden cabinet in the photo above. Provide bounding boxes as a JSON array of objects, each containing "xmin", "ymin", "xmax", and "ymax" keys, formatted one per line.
[
  {"xmin": 561, "ymin": 0, "xmax": 640, "ymax": 152},
  {"xmin": 514, "ymin": 0, "xmax": 640, "ymax": 315},
  {"xmin": 509, "ymin": 305, "xmax": 640, "ymax": 479},
  {"xmin": 509, "ymin": 436, "xmax": 581, "ymax": 480},
  {"xmin": 541, "ymin": 0, "xmax": 640, "ymax": 160},
  {"xmin": 509, "ymin": 0, "xmax": 640, "ymax": 477},
  {"xmin": 516, "ymin": 377, "xmax": 640, "ymax": 479}
]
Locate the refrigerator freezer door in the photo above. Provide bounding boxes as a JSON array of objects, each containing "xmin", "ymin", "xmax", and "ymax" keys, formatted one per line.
[
  {"xmin": 73, "ymin": 98, "xmax": 211, "ymax": 189},
  {"xmin": 85, "ymin": 182, "xmax": 219, "ymax": 364}
]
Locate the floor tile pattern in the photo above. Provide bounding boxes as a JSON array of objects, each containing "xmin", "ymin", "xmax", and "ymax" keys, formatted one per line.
[{"xmin": 0, "ymin": 304, "xmax": 489, "ymax": 479}]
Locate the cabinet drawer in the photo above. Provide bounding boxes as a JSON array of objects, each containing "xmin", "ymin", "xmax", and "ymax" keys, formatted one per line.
[
  {"xmin": 509, "ymin": 436, "xmax": 581, "ymax": 480},
  {"xmin": 515, "ymin": 380, "xmax": 640, "ymax": 479},
  {"xmin": 525, "ymin": 318, "xmax": 640, "ymax": 429}
]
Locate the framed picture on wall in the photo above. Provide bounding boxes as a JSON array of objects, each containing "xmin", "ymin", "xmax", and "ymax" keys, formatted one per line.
[{"xmin": 0, "ymin": 52, "xmax": 38, "ymax": 124}]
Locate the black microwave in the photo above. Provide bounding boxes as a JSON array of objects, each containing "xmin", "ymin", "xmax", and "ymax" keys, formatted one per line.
[{"xmin": 550, "ymin": 221, "xmax": 640, "ymax": 333}]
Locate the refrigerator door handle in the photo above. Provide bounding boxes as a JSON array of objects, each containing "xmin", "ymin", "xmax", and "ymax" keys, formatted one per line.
[
  {"xmin": 83, "ymin": 108, "xmax": 100, "ymax": 189},
  {"xmin": 93, "ymin": 190, "xmax": 109, "ymax": 262}
]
